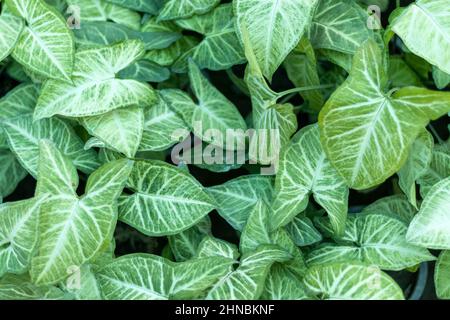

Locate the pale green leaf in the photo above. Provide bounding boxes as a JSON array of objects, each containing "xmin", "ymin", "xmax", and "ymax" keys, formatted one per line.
[
  {"xmin": 418, "ymin": 148, "xmax": 450, "ymax": 197},
  {"xmin": 0, "ymin": 197, "xmax": 44, "ymax": 277},
  {"xmin": 435, "ymin": 251, "xmax": 450, "ymax": 299},
  {"xmin": 272, "ymin": 124, "xmax": 349, "ymax": 235},
  {"xmin": 303, "ymin": 263, "xmax": 405, "ymax": 300},
  {"xmin": 172, "ymin": 4, "xmax": 245, "ymax": 72},
  {"xmin": 240, "ymin": 200, "xmax": 272, "ymax": 255},
  {"xmin": 407, "ymin": 176, "xmax": 450, "ymax": 249},
  {"xmin": 144, "ymin": 35, "xmax": 199, "ymax": 67},
  {"xmin": 34, "ymin": 40, "xmax": 156, "ymax": 119},
  {"xmin": 319, "ymin": 39, "xmax": 450, "ymax": 190},
  {"xmin": 3, "ymin": 115, "xmax": 99, "ymax": 177},
  {"xmin": 119, "ymin": 160, "xmax": 215, "ymax": 236},
  {"xmin": 432, "ymin": 66, "xmax": 450, "ymax": 89},
  {"xmin": 261, "ymin": 264, "xmax": 310, "ymax": 300},
  {"xmin": 234, "ymin": 0, "xmax": 318, "ymax": 80},
  {"xmin": 362, "ymin": 195, "xmax": 417, "ymax": 223},
  {"xmin": 398, "ymin": 130, "xmax": 434, "ymax": 207},
  {"xmin": 0, "ymin": 274, "xmax": 67, "ymax": 300},
  {"xmin": 391, "ymin": 0, "xmax": 450, "ymax": 74},
  {"xmin": 6, "ymin": 0, "xmax": 74, "ymax": 81},
  {"xmin": 196, "ymin": 236, "xmax": 240, "ymax": 260},
  {"xmin": 30, "ymin": 140, "xmax": 133, "ymax": 284},
  {"xmin": 81, "ymin": 107, "xmax": 144, "ymax": 158},
  {"xmin": 207, "ymin": 175, "xmax": 274, "ymax": 231},
  {"xmin": 307, "ymin": 213, "xmax": 435, "ymax": 271}
]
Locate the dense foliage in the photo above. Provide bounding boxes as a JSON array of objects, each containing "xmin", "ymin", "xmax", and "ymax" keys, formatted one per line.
[{"xmin": 0, "ymin": 0, "xmax": 449, "ymax": 300}]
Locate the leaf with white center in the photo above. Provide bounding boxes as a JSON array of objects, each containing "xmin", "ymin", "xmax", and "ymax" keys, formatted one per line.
[
  {"xmin": 172, "ymin": 4, "xmax": 245, "ymax": 72},
  {"xmin": 118, "ymin": 60, "xmax": 170, "ymax": 83},
  {"xmin": 435, "ymin": 251, "xmax": 450, "ymax": 299},
  {"xmin": 362, "ymin": 195, "xmax": 417, "ymax": 223},
  {"xmin": 30, "ymin": 140, "xmax": 133, "ymax": 285},
  {"xmin": 0, "ymin": 274, "xmax": 66, "ymax": 300},
  {"xmin": 308, "ymin": 0, "xmax": 372, "ymax": 54},
  {"xmin": 234, "ymin": 0, "xmax": 318, "ymax": 80},
  {"xmin": 261, "ymin": 264, "xmax": 310, "ymax": 300},
  {"xmin": 286, "ymin": 215, "xmax": 322, "ymax": 247},
  {"xmin": 303, "ymin": 263, "xmax": 404, "ymax": 300},
  {"xmin": 188, "ymin": 60, "xmax": 247, "ymax": 149},
  {"xmin": 0, "ymin": 197, "xmax": 45, "ymax": 277},
  {"xmin": 307, "ymin": 213, "xmax": 435, "ymax": 271},
  {"xmin": 418, "ymin": 148, "xmax": 450, "ymax": 197},
  {"xmin": 139, "ymin": 95, "xmax": 190, "ymax": 152},
  {"xmin": 240, "ymin": 201, "xmax": 272, "ymax": 255},
  {"xmin": 272, "ymin": 124, "xmax": 349, "ymax": 235},
  {"xmin": 197, "ymin": 236, "xmax": 240, "ymax": 260},
  {"xmin": 407, "ymin": 176, "xmax": 450, "ymax": 249},
  {"xmin": 206, "ymin": 245, "xmax": 291, "ymax": 300},
  {"xmin": 6, "ymin": 0, "xmax": 74, "ymax": 81},
  {"xmin": 433, "ymin": 66, "xmax": 450, "ymax": 90},
  {"xmin": 73, "ymin": 21, "xmax": 180, "ymax": 50},
  {"xmin": 284, "ymin": 38, "xmax": 324, "ymax": 112},
  {"xmin": 34, "ymin": 40, "xmax": 156, "ymax": 119},
  {"xmin": 168, "ymin": 216, "xmax": 211, "ymax": 262},
  {"xmin": 319, "ymin": 39, "xmax": 450, "ymax": 190},
  {"xmin": 66, "ymin": 0, "xmax": 141, "ymax": 30},
  {"xmin": 0, "ymin": 13, "xmax": 23, "ymax": 63},
  {"xmin": 96, "ymin": 253, "xmax": 234, "ymax": 300},
  {"xmin": 119, "ymin": 160, "xmax": 215, "ymax": 236},
  {"xmin": 391, "ymin": 0, "xmax": 450, "ymax": 74},
  {"xmin": 106, "ymin": 0, "xmax": 163, "ymax": 14},
  {"xmin": 81, "ymin": 107, "xmax": 144, "ymax": 158},
  {"xmin": 207, "ymin": 175, "xmax": 274, "ymax": 231},
  {"xmin": 398, "ymin": 130, "xmax": 434, "ymax": 208},
  {"xmin": 159, "ymin": 0, "xmax": 220, "ymax": 21},
  {"xmin": 3, "ymin": 115, "xmax": 99, "ymax": 177},
  {"xmin": 0, "ymin": 150, "xmax": 27, "ymax": 199}
]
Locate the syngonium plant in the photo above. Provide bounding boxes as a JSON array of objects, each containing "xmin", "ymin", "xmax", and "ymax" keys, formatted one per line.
[{"xmin": 0, "ymin": 0, "xmax": 449, "ymax": 301}]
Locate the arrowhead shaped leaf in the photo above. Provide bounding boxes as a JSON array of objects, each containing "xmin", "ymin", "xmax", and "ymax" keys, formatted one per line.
[
  {"xmin": 119, "ymin": 160, "xmax": 216, "ymax": 236},
  {"xmin": 391, "ymin": 0, "xmax": 450, "ymax": 74},
  {"xmin": 319, "ymin": 39, "xmax": 450, "ymax": 190},
  {"xmin": 106, "ymin": 0, "xmax": 163, "ymax": 14},
  {"xmin": 0, "ymin": 12, "xmax": 23, "ymax": 63},
  {"xmin": 34, "ymin": 40, "xmax": 156, "ymax": 119},
  {"xmin": 272, "ymin": 124, "xmax": 349, "ymax": 235},
  {"xmin": 234, "ymin": 0, "xmax": 318, "ymax": 80},
  {"xmin": 159, "ymin": 0, "xmax": 220, "ymax": 21},
  {"xmin": 303, "ymin": 263, "xmax": 404, "ymax": 300},
  {"xmin": 6, "ymin": 0, "xmax": 75, "ymax": 81},
  {"xmin": 30, "ymin": 140, "xmax": 133, "ymax": 284}
]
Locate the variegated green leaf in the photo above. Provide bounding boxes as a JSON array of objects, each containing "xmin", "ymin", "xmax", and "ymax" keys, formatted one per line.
[
  {"xmin": 272, "ymin": 124, "xmax": 349, "ymax": 235},
  {"xmin": 391, "ymin": 0, "xmax": 450, "ymax": 74},
  {"xmin": 0, "ymin": 150, "xmax": 27, "ymax": 198},
  {"xmin": 362, "ymin": 195, "xmax": 417, "ymax": 223},
  {"xmin": 106, "ymin": 0, "xmax": 163, "ymax": 14},
  {"xmin": 119, "ymin": 160, "xmax": 215, "ymax": 236},
  {"xmin": 234, "ymin": 0, "xmax": 318, "ymax": 80},
  {"xmin": 398, "ymin": 130, "xmax": 434, "ymax": 208},
  {"xmin": 207, "ymin": 175, "xmax": 274, "ymax": 231},
  {"xmin": 0, "ymin": 12, "xmax": 23, "ymax": 63},
  {"xmin": 418, "ymin": 148, "xmax": 450, "ymax": 197},
  {"xmin": 0, "ymin": 197, "xmax": 44, "ymax": 277},
  {"xmin": 6, "ymin": 0, "xmax": 74, "ymax": 81},
  {"xmin": 159, "ymin": 0, "xmax": 220, "ymax": 21},
  {"xmin": 196, "ymin": 236, "xmax": 239, "ymax": 260},
  {"xmin": 96, "ymin": 253, "xmax": 234, "ymax": 300},
  {"xmin": 172, "ymin": 4, "xmax": 245, "ymax": 72},
  {"xmin": 307, "ymin": 213, "xmax": 435, "ymax": 271},
  {"xmin": 3, "ymin": 115, "xmax": 99, "ymax": 177},
  {"xmin": 206, "ymin": 245, "xmax": 291, "ymax": 300},
  {"xmin": 0, "ymin": 274, "xmax": 67, "ymax": 300},
  {"xmin": 286, "ymin": 215, "xmax": 322, "ymax": 247},
  {"xmin": 261, "ymin": 264, "xmax": 310, "ymax": 300},
  {"xmin": 309, "ymin": 0, "xmax": 372, "ymax": 54},
  {"xmin": 319, "ymin": 39, "xmax": 450, "ymax": 190},
  {"xmin": 435, "ymin": 250, "xmax": 450, "ymax": 299},
  {"xmin": 118, "ymin": 60, "xmax": 170, "ymax": 83},
  {"xmin": 303, "ymin": 263, "xmax": 405, "ymax": 300},
  {"xmin": 407, "ymin": 176, "xmax": 450, "ymax": 249},
  {"xmin": 81, "ymin": 107, "xmax": 144, "ymax": 158},
  {"xmin": 34, "ymin": 40, "xmax": 156, "ymax": 119},
  {"xmin": 30, "ymin": 140, "xmax": 133, "ymax": 285},
  {"xmin": 240, "ymin": 201, "xmax": 272, "ymax": 255}
]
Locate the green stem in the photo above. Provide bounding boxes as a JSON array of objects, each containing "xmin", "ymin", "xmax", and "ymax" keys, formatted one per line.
[
  {"xmin": 428, "ymin": 124, "xmax": 445, "ymax": 144},
  {"xmin": 279, "ymin": 92, "xmax": 298, "ymax": 104},
  {"xmin": 276, "ymin": 84, "xmax": 334, "ymax": 101},
  {"xmin": 396, "ymin": 0, "xmax": 401, "ymax": 8},
  {"xmin": 226, "ymin": 69, "xmax": 250, "ymax": 96}
]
